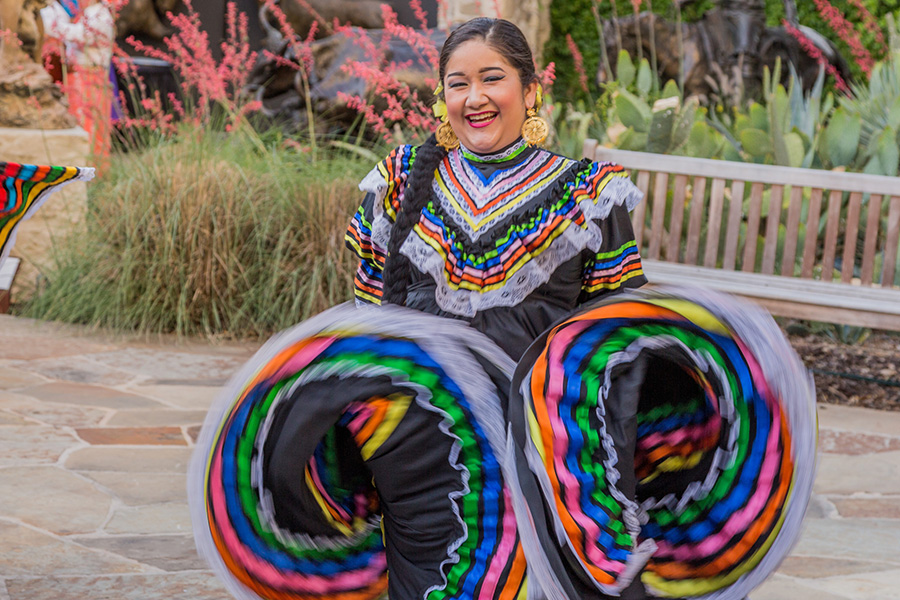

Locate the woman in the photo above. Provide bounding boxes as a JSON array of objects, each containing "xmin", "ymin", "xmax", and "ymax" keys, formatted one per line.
[
  {"xmin": 191, "ymin": 17, "xmax": 811, "ymax": 600},
  {"xmin": 346, "ymin": 17, "xmax": 646, "ymax": 362},
  {"xmin": 344, "ymin": 17, "xmax": 652, "ymax": 599}
]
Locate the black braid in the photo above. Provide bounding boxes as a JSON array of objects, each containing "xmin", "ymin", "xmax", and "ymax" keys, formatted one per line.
[{"xmin": 382, "ymin": 133, "xmax": 448, "ymax": 306}]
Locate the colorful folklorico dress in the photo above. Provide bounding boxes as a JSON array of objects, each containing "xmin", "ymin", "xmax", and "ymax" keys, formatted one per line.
[
  {"xmin": 346, "ymin": 139, "xmax": 647, "ymax": 361},
  {"xmin": 189, "ymin": 138, "xmax": 817, "ymax": 600}
]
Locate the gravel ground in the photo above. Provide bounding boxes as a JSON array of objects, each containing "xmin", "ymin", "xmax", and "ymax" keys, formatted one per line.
[{"xmin": 785, "ymin": 323, "xmax": 900, "ymax": 411}]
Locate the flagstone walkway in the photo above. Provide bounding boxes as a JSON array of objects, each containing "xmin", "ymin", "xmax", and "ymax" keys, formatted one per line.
[{"xmin": 0, "ymin": 314, "xmax": 898, "ymax": 599}]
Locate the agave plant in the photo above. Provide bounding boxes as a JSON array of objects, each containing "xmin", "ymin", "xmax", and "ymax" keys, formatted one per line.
[
  {"xmin": 600, "ymin": 50, "xmax": 724, "ymax": 158},
  {"xmin": 719, "ymin": 60, "xmax": 833, "ymax": 168},
  {"xmin": 824, "ymin": 15, "xmax": 900, "ymax": 176}
]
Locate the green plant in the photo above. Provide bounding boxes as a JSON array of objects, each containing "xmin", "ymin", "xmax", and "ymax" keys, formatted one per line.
[
  {"xmin": 545, "ymin": 0, "xmax": 717, "ymax": 103},
  {"xmin": 832, "ymin": 29, "xmax": 900, "ymax": 176},
  {"xmin": 824, "ymin": 323, "xmax": 873, "ymax": 345},
  {"xmin": 546, "ymin": 98, "xmax": 601, "ymax": 158},
  {"xmin": 725, "ymin": 62, "xmax": 818, "ymax": 167},
  {"xmin": 594, "ymin": 51, "xmax": 724, "ymax": 157},
  {"xmin": 22, "ymin": 123, "xmax": 371, "ymax": 338}
]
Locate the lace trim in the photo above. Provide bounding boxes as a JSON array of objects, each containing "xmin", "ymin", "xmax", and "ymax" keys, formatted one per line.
[
  {"xmin": 358, "ymin": 166, "xmax": 395, "ymax": 253},
  {"xmin": 400, "ymin": 172, "xmax": 640, "ymax": 317},
  {"xmin": 574, "ymin": 175, "xmax": 644, "ymax": 253},
  {"xmin": 458, "ymin": 138, "xmax": 529, "ymax": 163},
  {"xmin": 358, "ymin": 144, "xmax": 417, "ymax": 253},
  {"xmin": 402, "ymin": 222, "xmax": 593, "ymax": 317}
]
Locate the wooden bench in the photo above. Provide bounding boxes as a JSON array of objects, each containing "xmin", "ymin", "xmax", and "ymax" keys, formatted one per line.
[{"xmin": 584, "ymin": 141, "xmax": 900, "ymax": 331}]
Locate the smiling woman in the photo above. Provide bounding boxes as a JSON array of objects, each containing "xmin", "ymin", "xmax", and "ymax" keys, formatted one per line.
[
  {"xmin": 442, "ymin": 40, "xmax": 538, "ymax": 153},
  {"xmin": 340, "ymin": 16, "xmax": 650, "ymax": 600},
  {"xmin": 190, "ymin": 19, "xmax": 815, "ymax": 600},
  {"xmin": 349, "ymin": 18, "xmax": 646, "ymax": 360}
]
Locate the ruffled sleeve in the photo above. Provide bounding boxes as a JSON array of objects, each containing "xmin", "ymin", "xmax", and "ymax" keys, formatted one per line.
[
  {"xmin": 344, "ymin": 145, "xmax": 416, "ymax": 305},
  {"xmin": 577, "ymin": 164, "xmax": 647, "ymax": 303}
]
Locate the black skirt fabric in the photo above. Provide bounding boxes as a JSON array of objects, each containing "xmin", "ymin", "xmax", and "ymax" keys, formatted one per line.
[
  {"xmin": 189, "ymin": 288, "xmax": 817, "ymax": 600},
  {"xmin": 506, "ymin": 288, "xmax": 818, "ymax": 599},
  {"xmin": 188, "ymin": 304, "xmax": 526, "ymax": 600}
]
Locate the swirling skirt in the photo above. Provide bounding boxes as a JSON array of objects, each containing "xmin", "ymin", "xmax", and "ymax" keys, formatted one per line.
[
  {"xmin": 508, "ymin": 288, "xmax": 817, "ymax": 599},
  {"xmin": 188, "ymin": 304, "xmax": 527, "ymax": 600},
  {"xmin": 189, "ymin": 288, "xmax": 817, "ymax": 600}
]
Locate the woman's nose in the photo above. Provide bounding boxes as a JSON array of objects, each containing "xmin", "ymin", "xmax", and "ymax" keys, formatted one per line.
[{"xmin": 465, "ymin": 83, "xmax": 487, "ymax": 107}]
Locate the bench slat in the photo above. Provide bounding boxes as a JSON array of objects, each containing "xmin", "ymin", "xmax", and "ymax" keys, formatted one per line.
[
  {"xmin": 595, "ymin": 142, "xmax": 900, "ymax": 330},
  {"xmin": 723, "ymin": 180, "xmax": 744, "ymax": 270},
  {"xmin": 781, "ymin": 185, "xmax": 804, "ymax": 277},
  {"xmin": 761, "ymin": 184, "xmax": 783, "ymax": 275},
  {"xmin": 685, "ymin": 176, "xmax": 706, "ymax": 265},
  {"xmin": 884, "ymin": 195, "xmax": 900, "ymax": 287},
  {"xmin": 704, "ymin": 178, "xmax": 726, "ymax": 268},
  {"xmin": 746, "ymin": 299, "xmax": 900, "ymax": 331},
  {"xmin": 594, "ymin": 147, "xmax": 900, "ymax": 195},
  {"xmin": 643, "ymin": 260, "xmax": 900, "ymax": 314},
  {"xmin": 822, "ymin": 189, "xmax": 842, "ymax": 279},
  {"xmin": 742, "ymin": 182, "xmax": 764, "ymax": 272},
  {"xmin": 667, "ymin": 174, "xmax": 689, "ymax": 262},
  {"xmin": 800, "ymin": 188, "xmax": 824, "ymax": 279},
  {"xmin": 632, "ymin": 170, "xmax": 651, "ymax": 251},
  {"xmin": 861, "ymin": 194, "xmax": 883, "ymax": 286},
  {"xmin": 648, "ymin": 172, "xmax": 669, "ymax": 260},
  {"xmin": 841, "ymin": 191, "xmax": 863, "ymax": 283}
]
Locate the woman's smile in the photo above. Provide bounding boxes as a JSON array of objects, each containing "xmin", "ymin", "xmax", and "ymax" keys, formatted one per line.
[{"xmin": 466, "ymin": 111, "xmax": 499, "ymax": 128}]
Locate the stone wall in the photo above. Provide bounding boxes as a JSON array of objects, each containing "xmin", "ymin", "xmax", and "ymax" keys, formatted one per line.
[
  {"xmin": 0, "ymin": 126, "xmax": 90, "ymax": 302},
  {"xmin": 439, "ymin": 0, "xmax": 551, "ymax": 64}
]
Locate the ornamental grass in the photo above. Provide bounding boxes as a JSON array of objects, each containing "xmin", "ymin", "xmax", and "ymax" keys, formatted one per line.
[{"xmin": 23, "ymin": 125, "xmax": 370, "ymax": 338}]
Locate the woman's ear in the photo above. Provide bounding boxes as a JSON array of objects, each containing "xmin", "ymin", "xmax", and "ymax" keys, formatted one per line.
[{"xmin": 524, "ymin": 80, "xmax": 539, "ymax": 110}]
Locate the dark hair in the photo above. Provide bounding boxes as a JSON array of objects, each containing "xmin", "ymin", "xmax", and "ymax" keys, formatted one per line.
[
  {"xmin": 438, "ymin": 18, "xmax": 538, "ymax": 89},
  {"xmin": 381, "ymin": 19, "xmax": 537, "ymax": 306}
]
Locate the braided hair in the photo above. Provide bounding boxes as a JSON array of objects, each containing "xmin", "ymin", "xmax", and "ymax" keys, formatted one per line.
[
  {"xmin": 381, "ymin": 134, "xmax": 447, "ymax": 305},
  {"xmin": 381, "ymin": 18, "xmax": 539, "ymax": 306}
]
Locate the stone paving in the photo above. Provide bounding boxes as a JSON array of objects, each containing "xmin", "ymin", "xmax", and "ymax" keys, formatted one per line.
[{"xmin": 0, "ymin": 313, "xmax": 898, "ymax": 599}]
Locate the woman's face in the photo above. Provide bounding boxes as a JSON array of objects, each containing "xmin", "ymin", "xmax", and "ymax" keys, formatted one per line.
[{"xmin": 442, "ymin": 39, "xmax": 538, "ymax": 154}]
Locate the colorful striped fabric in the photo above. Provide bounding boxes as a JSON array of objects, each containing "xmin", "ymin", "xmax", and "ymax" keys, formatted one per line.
[
  {"xmin": 346, "ymin": 144, "xmax": 644, "ymax": 317},
  {"xmin": 346, "ymin": 145, "xmax": 417, "ymax": 305},
  {"xmin": 507, "ymin": 287, "xmax": 817, "ymax": 599},
  {"xmin": 0, "ymin": 161, "xmax": 95, "ymax": 269},
  {"xmin": 189, "ymin": 303, "xmax": 527, "ymax": 600},
  {"xmin": 581, "ymin": 239, "xmax": 644, "ymax": 296}
]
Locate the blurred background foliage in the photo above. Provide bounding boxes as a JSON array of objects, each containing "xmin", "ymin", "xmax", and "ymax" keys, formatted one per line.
[
  {"xmin": 546, "ymin": 0, "xmax": 899, "ymax": 103},
  {"xmin": 19, "ymin": 0, "xmax": 900, "ymax": 337}
]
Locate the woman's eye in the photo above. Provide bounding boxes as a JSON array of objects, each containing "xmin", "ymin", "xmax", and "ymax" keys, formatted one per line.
[
  {"xmin": 448, "ymin": 81, "xmax": 467, "ymax": 89},
  {"xmin": 485, "ymin": 75, "xmax": 505, "ymax": 83}
]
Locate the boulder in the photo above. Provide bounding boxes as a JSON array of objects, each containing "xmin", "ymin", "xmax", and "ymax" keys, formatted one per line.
[{"xmin": 248, "ymin": 27, "xmax": 447, "ymax": 132}]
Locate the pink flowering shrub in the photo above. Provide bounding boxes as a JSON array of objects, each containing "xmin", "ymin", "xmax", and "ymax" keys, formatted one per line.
[
  {"xmin": 811, "ymin": 0, "xmax": 876, "ymax": 77},
  {"xmin": 264, "ymin": 0, "xmax": 553, "ymax": 146},
  {"xmin": 844, "ymin": 0, "xmax": 886, "ymax": 51},
  {"xmin": 783, "ymin": 20, "xmax": 849, "ymax": 93},
  {"xmin": 0, "ymin": 27, "xmax": 23, "ymax": 48},
  {"xmin": 115, "ymin": 0, "xmax": 261, "ymax": 136},
  {"xmin": 335, "ymin": 2, "xmax": 440, "ymax": 144},
  {"xmin": 108, "ymin": 0, "xmax": 556, "ymax": 147},
  {"xmin": 565, "ymin": 33, "xmax": 589, "ymax": 93}
]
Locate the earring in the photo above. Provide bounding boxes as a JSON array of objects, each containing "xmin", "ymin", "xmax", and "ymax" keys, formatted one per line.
[
  {"xmin": 521, "ymin": 107, "xmax": 548, "ymax": 147},
  {"xmin": 436, "ymin": 120, "xmax": 459, "ymax": 151},
  {"xmin": 432, "ymin": 90, "xmax": 458, "ymax": 151}
]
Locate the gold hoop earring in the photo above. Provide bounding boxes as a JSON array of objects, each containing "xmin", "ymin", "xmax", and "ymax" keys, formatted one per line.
[
  {"xmin": 436, "ymin": 120, "xmax": 459, "ymax": 151},
  {"xmin": 521, "ymin": 107, "xmax": 548, "ymax": 147}
]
